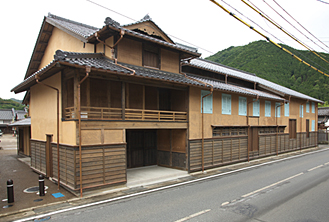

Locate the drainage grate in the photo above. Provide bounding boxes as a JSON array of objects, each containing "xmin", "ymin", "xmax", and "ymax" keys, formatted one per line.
[{"xmin": 23, "ymin": 186, "xmax": 48, "ymax": 193}]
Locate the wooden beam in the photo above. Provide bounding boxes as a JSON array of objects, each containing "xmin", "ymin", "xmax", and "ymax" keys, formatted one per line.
[{"xmin": 122, "ymin": 82, "xmax": 125, "ymax": 120}]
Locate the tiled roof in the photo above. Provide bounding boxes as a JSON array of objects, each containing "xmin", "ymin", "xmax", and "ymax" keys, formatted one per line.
[
  {"xmin": 0, "ymin": 109, "xmax": 13, "ymax": 121},
  {"xmin": 318, "ymin": 107, "xmax": 329, "ymax": 116},
  {"xmin": 46, "ymin": 13, "xmax": 99, "ymax": 41},
  {"xmin": 184, "ymin": 58, "xmax": 322, "ymax": 103},
  {"xmin": 9, "ymin": 117, "xmax": 31, "ymax": 127},
  {"xmin": 188, "ymin": 74, "xmax": 284, "ymax": 101}
]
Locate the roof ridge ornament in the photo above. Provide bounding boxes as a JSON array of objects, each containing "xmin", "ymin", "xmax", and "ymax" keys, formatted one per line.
[
  {"xmin": 142, "ymin": 14, "xmax": 151, "ymax": 21},
  {"xmin": 54, "ymin": 50, "xmax": 67, "ymax": 60},
  {"xmin": 104, "ymin": 17, "xmax": 120, "ymax": 27}
]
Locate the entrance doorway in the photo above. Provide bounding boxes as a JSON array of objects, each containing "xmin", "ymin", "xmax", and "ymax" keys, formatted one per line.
[{"xmin": 126, "ymin": 130, "xmax": 157, "ymax": 168}]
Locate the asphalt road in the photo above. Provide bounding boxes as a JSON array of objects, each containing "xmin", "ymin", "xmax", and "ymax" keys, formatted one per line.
[{"xmin": 18, "ymin": 148, "xmax": 329, "ymax": 222}]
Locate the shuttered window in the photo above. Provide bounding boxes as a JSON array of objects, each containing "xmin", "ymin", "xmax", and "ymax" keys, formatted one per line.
[
  {"xmin": 306, "ymin": 102, "xmax": 310, "ymax": 113},
  {"xmin": 312, "ymin": 102, "xmax": 315, "ymax": 113},
  {"xmin": 143, "ymin": 44, "xmax": 159, "ymax": 69},
  {"xmin": 201, "ymin": 90, "xmax": 213, "ymax": 114},
  {"xmin": 275, "ymin": 102, "xmax": 281, "ymax": 117},
  {"xmin": 300, "ymin": 105, "xmax": 304, "ymax": 117},
  {"xmin": 222, "ymin": 93, "xmax": 231, "ymax": 115},
  {"xmin": 239, "ymin": 97, "xmax": 247, "ymax": 116},
  {"xmin": 265, "ymin": 101, "xmax": 271, "ymax": 117},
  {"xmin": 289, "ymin": 119, "xmax": 297, "ymax": 139},
  {"xmin": 253, "ymin": 99, "xmax": 260, "ymax": 116},
  {"xmin": 284, "ymin": 103, "xmax": 289, "ymax": 117}
]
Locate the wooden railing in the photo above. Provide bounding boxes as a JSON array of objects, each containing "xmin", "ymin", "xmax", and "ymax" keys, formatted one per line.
[{"xmin": 65, "ymin": 106, "xmax": 187, "ymax": 122}]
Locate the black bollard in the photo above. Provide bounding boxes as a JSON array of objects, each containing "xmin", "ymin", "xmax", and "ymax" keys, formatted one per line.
[
  {"xmin": 39, "ymin": 175, "xmax": 45, "ymax": 196},
  {"xmin": 7, "ymin": 179, "xmax": 14, "ymax": 203}
]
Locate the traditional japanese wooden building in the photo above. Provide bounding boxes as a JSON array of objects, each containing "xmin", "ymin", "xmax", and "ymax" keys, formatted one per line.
[{"xmin": 12, "ymin": 13, "xmax": 321, "ymax": 193}]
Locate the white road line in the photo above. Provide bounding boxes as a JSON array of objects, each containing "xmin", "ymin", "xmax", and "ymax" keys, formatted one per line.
[
  {"xmin": 14, "ymin": 147, "xmax": 329, "ymax": 222},
  {"xmin": 242, "ymin": 172, "xmax": 304, "ymax": 198},
  {"xmin": 175, "ymin": 209, "xmax": 211, "ymax": 222},
  {"xmin": 324, "ymin": 162, "xmax": 329, "ymax": 165},
  {"xmin": 221, "ymin": 201, "xmax": 230, "ymax": 206},
  {"xmin": 308, "ymin": 165, "xmax": 323, "ymax": 172}
]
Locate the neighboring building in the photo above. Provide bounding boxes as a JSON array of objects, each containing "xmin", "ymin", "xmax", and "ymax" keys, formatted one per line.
[
  {"xmin": 9, "ymin": 117, "xmax": 31, "ymax": 156},
  {"xmin": 11, "ymin": 13, "xmax": 321, "ymax": 193},
  {"xmin": 318, "ymin": 107, "xmax": 329, "ymax": 130},
  {"xmin": 0, "ymin": 108, "xmax": 27, "ymax": 134}
]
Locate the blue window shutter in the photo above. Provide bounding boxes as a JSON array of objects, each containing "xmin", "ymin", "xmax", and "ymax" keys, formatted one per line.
[
  {"xmin": 201, "ymin": 90, "xmax": 213, "ymax": 114},
  {"xmin": 306, "ymin": 102, "xmax": 309, "ymax": 113},
  {"xmin": 275, "ymin": 102, "xmax": 281, "ymax": 117},
  {"xmin": 284, "ymin": 103, "xmax": 289, "ymax": 117},
  {"xmin": 239, "ymin": 97, "xmax": 247, "ymax": 116},
  {"xmin": 222, "ymin": 93, "xmax": 231, "ymax": 115},
  {"xmin": 265, "ymin": 101, "xmax": 271, "ymax": 117},
  {"xmin": 312, "ymin": 102, "xmax": 315, "ymax": 113},
  {"xmin": 253, "ymin": 99, "xmax": 260, "ymax": 116},
  {"xmin": 312, "ymin": 120, "xmax": 315, "ymax": 131}
]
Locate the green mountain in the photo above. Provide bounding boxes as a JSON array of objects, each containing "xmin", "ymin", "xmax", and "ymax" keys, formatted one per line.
[
  {"xmin": 206, "ymin": 40, "xmax": 329, "ymax": 105},
  {"xmin": 0, "ymin": 98, "xmax": 25, "ymax": 110}
]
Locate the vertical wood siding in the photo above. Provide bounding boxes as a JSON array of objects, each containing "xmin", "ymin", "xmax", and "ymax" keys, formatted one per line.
[
  {"xmin": 189, "ymin": 132, "xmax": 318, "ymax": 172},
  {"xmin": 30, "ymin": 140, "xmax": 46, "ymax": 174}
]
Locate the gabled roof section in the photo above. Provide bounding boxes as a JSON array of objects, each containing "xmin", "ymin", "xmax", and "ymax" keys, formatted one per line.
[
  {"xmin": 183, "ymin": 58, "xmax": 323, "ymax": 103},
  {"xmin": 318, "ymin": 107, "xmax": 329, "ymax": 116},
  {"xmin": 24, "ymin": 13, "xmax": 99, "ymax": 80},
  {"xmin": 0, "ymin": 109, "xmax": 13, "ymax": 121},
  {"xmin": 88, "ymin": 16, "xmax": 201, "ymax": 59},
  {"xmin": 123, "ymin": 15, "xmax": 174, "ymax": 44}
]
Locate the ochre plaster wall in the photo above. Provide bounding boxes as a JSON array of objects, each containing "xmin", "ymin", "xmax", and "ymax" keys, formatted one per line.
[
  {"xmin": 30, "ymin": 72, "xmax": 76, "ymax": 145},
  {"xmin": 81, "ymin": 129, "xmax": 124, "ymax": 145},
  {"xmin": 39, "ymin": 27, "xmax": 94, "ymax": 69},
  {"xmin": 161, "ymin": 49, "xmax": 179, "ymax": 73},
  {"xmin": 188, "ymin": 87, "xmax": 318, "ymax": 140},
  {"xmin": 117, "ymin": 38, "xmax": 142, "ymax": 66}
]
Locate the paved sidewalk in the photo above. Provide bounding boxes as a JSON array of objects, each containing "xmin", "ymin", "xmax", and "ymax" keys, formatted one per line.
[{"xmin": 0, "ymin": 133, "xmax": 328, "ymax": 222}]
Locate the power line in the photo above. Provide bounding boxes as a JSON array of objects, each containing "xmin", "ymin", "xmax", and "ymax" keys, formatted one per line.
[
  {"xmin": 86, "ymin": 0, "xmax": 214, "ymax": 54},
  {"xmin": 317, "ymin": 0, "xmax": 329, "ymax": 4},
  {"xmin": 209, "ymin": 0, "xmax": 329, "ymax": 78},
  {"xmin": 262, "ymin": 0, "xmax": 329, "ymax": 54},
  {"xmin": 241, "ymin": 0, "xmax": 329, "ymax": 65},
  {"xmin": 272, "ymin": 0, "xmax": 329, "ymax": 50}
]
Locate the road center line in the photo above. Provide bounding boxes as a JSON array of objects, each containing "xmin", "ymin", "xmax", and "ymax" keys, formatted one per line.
[
  {"xmin": 308, "ymin": 165, "xmax": 323, "ymax": 172},
  {"xmin": 324, "ymin": 162, "xmax": 329, "ymax": 165},
  {"xmin": 175, "ymin": 209, "xmax": 211, "ymax": 222},
  {"xmin": 242, "ymin": 172, "xmax": 304, "ymax": 198}
]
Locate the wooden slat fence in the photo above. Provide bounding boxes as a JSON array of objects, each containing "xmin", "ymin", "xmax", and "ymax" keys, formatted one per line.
[
  {"xmin": 189, "ymin": 136, "xmax": 248, "ymax": 172},
  {"xmin": 30, "ymin": 140, "xmax": 46, "ymax": 174}
]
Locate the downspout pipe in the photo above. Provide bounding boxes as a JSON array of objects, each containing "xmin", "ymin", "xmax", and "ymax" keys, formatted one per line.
[
  {"xmin": 78, "ymin": 66, "xmax": 91, "ymax": 197},
  {"xmin": 201, "ymin": 88, "xmax": 213, "ymax": 172},
  {"xmin": 35, "ymin": 75, "xmax": 60, "ymax": 190},
  {"xmin": 247, "ymin": 95, "xmax": 259, "ymax": 162},
  {"xmin": 275, "ymin": 102, "xmax": 285, "ymax": 156}
]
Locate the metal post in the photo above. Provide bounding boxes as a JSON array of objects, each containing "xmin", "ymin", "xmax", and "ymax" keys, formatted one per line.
[
  {"xmin": 39, "ymin": 175, "xmax": 45, "ymax": 196},
  {"xmin": 7, "ymin": 179, "xmax": 14, "ymax": 203}
]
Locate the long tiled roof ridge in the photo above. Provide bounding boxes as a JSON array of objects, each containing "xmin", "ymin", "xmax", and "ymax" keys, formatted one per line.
[
  {"xmin": 122, "ymin": 14, "xmax": 152, "ymax": 27},
  {"xmin": 186, "ymin": 58, "xmax": 322, "ymax": 103},
  {"xmin": 48, "ymin": 13, "xmax": 99, "ymax": 32},
  {"xmin": 54, "ymin": 50, "xmax": 104, "ymax": 60},
  {"xmin": 192, "ymin": 58, "xmax": 257, "ymax": 76}
]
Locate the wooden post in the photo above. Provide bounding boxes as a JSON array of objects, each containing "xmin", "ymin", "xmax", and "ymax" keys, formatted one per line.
[{"xmin": 122, "ymin": 82, "xmax": 125, "ymax": 120}]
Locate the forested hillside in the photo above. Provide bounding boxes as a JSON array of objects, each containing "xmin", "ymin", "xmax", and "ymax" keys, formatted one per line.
[
  {"xmin": 0, "ymin": 98, "xmax": 25, "ymax": 110},
  {"xmin": 206, "ymin": 40, "xmax": 329, "ymax": 105}
]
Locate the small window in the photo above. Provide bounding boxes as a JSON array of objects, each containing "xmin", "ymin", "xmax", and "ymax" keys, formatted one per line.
[
  {"xmin": 284, "ymin": 103, "xmax": 289, "ymax": 117},
  {"xmin": 201, "ymin": 90, "xmax": 213, "ymax": 114},
  {"xmin": 213, "ymin": 127, "xmax": 247, "ymax": 137},
  {"xmin": 265, "ymin": 101, "xmax": 271, "ymax": 117},
  {"xmin": 300, "ymin": 105, "xmax": 304, "ymax": 118},
  {"xmin": 239, "ymin": 97, "xmax": 247, "ymax": 116},
  {"xmin": 222, "ymin": 93, "xmax": 231, "ymax": 115},
  {"xmin": 306, "ymin": 102, "xmax": 310, "ymax": 113},
  {"xmin": 253, "ymin": 99, "xmax": 260, "ymax": 117},
  {"xmin": 312, "ymin": 120, "xmax": 315, "ymax": 131},
  {"xmin": 312, "ymin": 102, "xmax": 315, "ymax": 113},
  {"xmin": 275, "ymin": 102, "xmax": 281, "ymax": 117}
]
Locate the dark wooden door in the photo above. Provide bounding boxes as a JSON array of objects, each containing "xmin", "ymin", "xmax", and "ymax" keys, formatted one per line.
[
  {"xmin": 127, "ymin": 130, "xmax": 157, "ymax": 168},
  {"xmin": 249, "ymin": 128, "xmax": 259, "ymax": 151},
  {"xmin": 159, "ymin": 89, "xmax": 171, "ymax": 111}
]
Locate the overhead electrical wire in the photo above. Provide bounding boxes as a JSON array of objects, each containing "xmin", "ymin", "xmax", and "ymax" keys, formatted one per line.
[
  {"xmin": 209, "ymin": 0, "xmax": 329, "ymax": 78},
  {"xmin": 220, "ymin": 0, "xmax": 329, "ymax": 74},
  {"xmin": 241, "ymin": 0, "xmax": 329, "ymax": 65},
  {"xmin": 272, "ymin": 0, "xmax": 329, "ymax": 50},
  {"xmin": 86, "ymin": 0, "xmax": 214, "ymax": 54},
  {"xmin": 261, "ymin": 0, "xmax": 329, "ymax": 54}
]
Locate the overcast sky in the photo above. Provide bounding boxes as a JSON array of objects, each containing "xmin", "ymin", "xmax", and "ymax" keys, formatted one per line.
[{"xmin": 1, "ymin": 0, "xmax": 328, "ymax": 100}]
